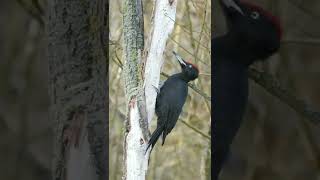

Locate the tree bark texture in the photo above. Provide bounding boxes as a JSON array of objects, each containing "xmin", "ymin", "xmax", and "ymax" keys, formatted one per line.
[
  {"xmin": 47, "ymin": 1, "xmax": 108, "ymax": 180},
  {"xmin": 122, "ymin": 0, "xmax": 177, "ymax": 179},
  {"xmin": 122, "ymin": 0, "xmax": 146, "ymax": 179}
]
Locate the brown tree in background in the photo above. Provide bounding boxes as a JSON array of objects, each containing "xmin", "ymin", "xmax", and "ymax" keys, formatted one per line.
[
  {"xmin": 47, "ymin": 0, "xmax": 108, "ymax": 180},
  {"xmin": 0, "ymin": 1, "xmax": 50, "ymax": 180}
]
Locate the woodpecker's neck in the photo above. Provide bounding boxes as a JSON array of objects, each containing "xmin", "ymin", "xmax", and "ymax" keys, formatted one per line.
[
  {"xmin": 213, "ymin": 33, "xmax": 259, "ymax": 66},
  {"xmin": 174, "ymin": 73, "xmax": 192, "ymax": 82}
]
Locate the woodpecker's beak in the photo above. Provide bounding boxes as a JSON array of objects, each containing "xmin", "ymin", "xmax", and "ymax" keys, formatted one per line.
[
  {"xmin": 220, "ymin": 0, "xmax": 244, "ymax": 15},
  {"xmin": 172, "ymin": 51, "xmax": 187, "ymax": 67}
]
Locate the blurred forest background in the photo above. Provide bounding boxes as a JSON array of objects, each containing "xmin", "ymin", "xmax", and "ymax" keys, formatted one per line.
[
  {"xmin": 214, "ymin": 0, "xmax": 320, "ymax": 180},
  {"xmin": 0, "ymin": 1, "xmax": 50, "ymax": 180},
  {"xmin": 109, "ymin": 0, "xmax": 211, "ymax": 180},
  {"xmin": 0, "ymin": 0, "xmax": 320, "ymax": 180}
]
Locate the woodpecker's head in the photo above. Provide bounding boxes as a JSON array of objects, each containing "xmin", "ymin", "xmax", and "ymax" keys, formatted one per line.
[
  {"xmin": 220, "ymin": 0, "xmax": 282, "ymax": 64},
  {"xmin": 173, "ymin": 51, "xmax": 199, "ymax": 81}
]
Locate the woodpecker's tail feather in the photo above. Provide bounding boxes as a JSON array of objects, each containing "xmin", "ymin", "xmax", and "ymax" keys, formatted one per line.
[{"xmin": 146, "ymin": 126, "xmax": 164, "ymax": 153}]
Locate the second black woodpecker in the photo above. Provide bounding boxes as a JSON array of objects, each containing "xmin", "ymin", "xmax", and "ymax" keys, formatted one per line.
[{"xmin": 213, "ymin": 0, "xmax": 282, "ymax": 179}]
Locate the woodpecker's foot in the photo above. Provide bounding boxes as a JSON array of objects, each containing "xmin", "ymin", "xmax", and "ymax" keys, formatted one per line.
[
  {"xmin": 158, "ymin": 81, "xmax": 164, "ymax": 89},
  {"xmin": 152, "ymin": 85, "xmax": 160, "ymax": 95}
]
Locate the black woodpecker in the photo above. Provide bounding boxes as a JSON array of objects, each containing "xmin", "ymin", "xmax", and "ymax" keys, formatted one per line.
[
  {"xmin": 146, "ymin": 51, "xmax": 199, "ymax": 152},
  {"xmin": 213, "ymin": 0, "xmax": 282, "ymax": 178}
]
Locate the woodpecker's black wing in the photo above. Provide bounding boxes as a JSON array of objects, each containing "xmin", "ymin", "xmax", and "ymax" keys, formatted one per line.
[
  {"xmin": 145, "ymin": 96, "xmax": 167, "ymax": 152},
  {"xmin": 161, "ymin": 107, "xmax": 182, "ymax": 145},
  {"xmin": 213, "ymin": 59, "xmax": 249, "ymax": 178},
  {"xmin": 156, "ymin": 76, "xmax": 187, "ymax": 144},
  {"xmin": 147, "ymin": 75, "xmax": 188, "ymax": 151}
]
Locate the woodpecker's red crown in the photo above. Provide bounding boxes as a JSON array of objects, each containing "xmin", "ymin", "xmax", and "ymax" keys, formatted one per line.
[
  {"xmin": 185, "ymin": 60, "xmax": 199, "ymax": 72},
  {"xmin": 240, "ymin": 0, "xmax": 282, "ymax": 39}
]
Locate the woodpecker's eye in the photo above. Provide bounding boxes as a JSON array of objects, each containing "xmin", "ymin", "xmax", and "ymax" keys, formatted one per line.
[{"xmin": 250, "ymin": 11, "xmax": 260, "ymax": 19}]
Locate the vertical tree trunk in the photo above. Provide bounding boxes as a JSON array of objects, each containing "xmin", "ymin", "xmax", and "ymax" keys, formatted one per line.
[
  {"xmin": 122, "ymin": 0, "xmax": 177, "ymax": 179},
  {"xmin": 122, "ymin": 0, "xmax": 146, "ymax": 179},
  {"xmin": 47, "ymin": 1, "xmax": 108, "ymax": 180}
]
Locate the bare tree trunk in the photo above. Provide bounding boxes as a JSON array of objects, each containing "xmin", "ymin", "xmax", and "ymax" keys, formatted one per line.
[
  {"xmin": 122, "ymin": 0, "xmax": 177, "ymax": 179},
  {"xmin": 47, "ymin": 1, "xmax": 108, "ymax": 180},
  {"xmin": 122, "ymin": 0, "xmax": 147, "ymax": 179}
]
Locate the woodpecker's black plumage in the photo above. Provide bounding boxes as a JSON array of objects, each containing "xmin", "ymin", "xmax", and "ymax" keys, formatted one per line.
[
  {"xmin": 213, "ymin": 0, "xmax": 282, "ymax": 179},
  {"xmin": 146, "ymin": 51, "xmax": 199, "ymax": 152}
]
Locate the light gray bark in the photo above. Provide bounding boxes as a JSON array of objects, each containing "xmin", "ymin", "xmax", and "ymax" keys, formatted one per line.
[
  {"xmin": 122, "ymin": 0, "xmax": 177, "ymax": 179},
  {"xmin": 47, "ymin": 1, "xmax": 108, "ymax": 180}
]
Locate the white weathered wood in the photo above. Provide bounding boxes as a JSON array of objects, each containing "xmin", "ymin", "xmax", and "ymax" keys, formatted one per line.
[
  {"xmin": 144, "ymin": 0, "xmax": 177, "ymax": 126},
  {"xmin": 126, "ymin": 102, "xmax": 149, "ymax": 179},
  {"xmin": 124, "ymin": 0, "xmax": 177, "ymax": 179}
]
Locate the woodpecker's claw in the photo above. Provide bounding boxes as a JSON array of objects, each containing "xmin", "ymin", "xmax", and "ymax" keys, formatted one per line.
[{"xmin": 152, "ymin": 85, "xmax": 160, "ymax": 95}]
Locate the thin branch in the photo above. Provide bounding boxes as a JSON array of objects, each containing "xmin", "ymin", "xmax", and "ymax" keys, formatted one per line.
[
  {"xmin": 287, "ymin": 0, "xmax": 320, "ymax": 20},
  {"xmin": 248, "ymin": 68, "xmax": 320, "ymax": 124},
  {"xmin": 16, "ymin": 0, "xmax": 44, "ymax": 26},
  {"xmin": 180, "ymin": 119, "xmax": 211, "ymax": 140},
  {"xmin": 282, "ymin": 38, "xmax": 320, "ymax": 45},
  {"xmin": 161, "ymin": 72, "xmax": 211, "ymax": 101},
  {"xmin": 169, "ymin": 36, "xmax": 210, "ymax": 66}
]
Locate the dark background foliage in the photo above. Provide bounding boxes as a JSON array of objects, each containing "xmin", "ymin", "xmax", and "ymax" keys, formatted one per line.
[{"xmin": 0, "ymin": 1, "xmax": 50, "ymax": 180}]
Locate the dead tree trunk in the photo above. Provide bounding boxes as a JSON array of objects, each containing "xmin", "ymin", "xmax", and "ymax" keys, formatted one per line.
[
  {"xmin": 47, "ymin": 1, "xmax": 108, "ymax": 180},
  {"xmin": 122, "ymin": 0, "xmax": 146, "ymax": 179},
  {"xmin": 122, "ymin": 0, "xmax": 177, "ymax": 179}
]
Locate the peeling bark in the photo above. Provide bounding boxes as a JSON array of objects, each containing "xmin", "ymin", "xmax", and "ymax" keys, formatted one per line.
[{"xmin": 122, "ymin": 0, "xmax": 178, "ymax": 179}]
